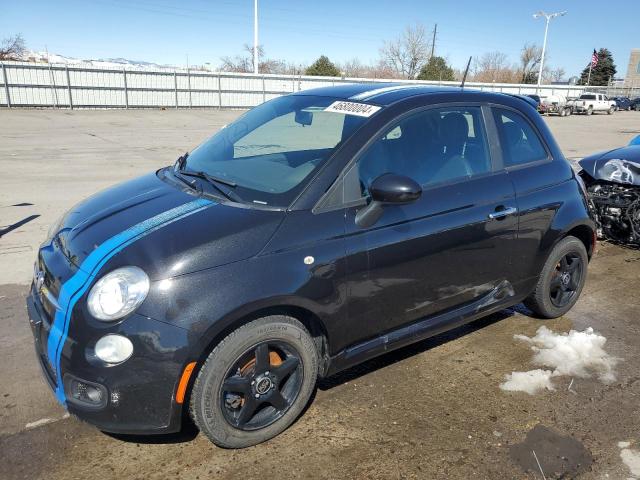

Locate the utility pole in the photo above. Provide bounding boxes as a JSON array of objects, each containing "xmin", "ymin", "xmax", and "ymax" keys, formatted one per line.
[
  {"xmin": 253, "ymin": 0, "xmax": 259, "ymax": 74},
  {"xmin": 533, "ymin": 11, "xmax": 566, "ymax": 88},
  {"xmin": 430, "ymin": 23, "xmax": 437, "ymax": 59}
]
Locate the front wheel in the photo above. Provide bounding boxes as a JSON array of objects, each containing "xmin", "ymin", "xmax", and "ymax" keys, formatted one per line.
[
  {"xmin": 190, "ymin": 315, "xmax": 318, "ymax": 448},
  {"xmin": 608, "ymin": 106, "xmax": 614, "ymax": 115},
  {"xmin": 524, "ymin": 236, "xmax": 588, "ymax": 319},
  {"xmin": 586, "ymin": 106, "xmax": 593, "ymax": 116}
]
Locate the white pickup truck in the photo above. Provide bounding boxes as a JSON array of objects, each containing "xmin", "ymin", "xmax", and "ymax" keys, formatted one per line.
[{"xmin": 568, "ymin": 93, "xmax": 616, "ymax": 115}]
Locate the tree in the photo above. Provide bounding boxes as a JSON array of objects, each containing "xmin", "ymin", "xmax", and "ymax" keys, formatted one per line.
[
  {"xmin": 305, "ymin": 55, "xmax": 340, "ymax": 77},
  {"xmin": 579, "ymin": 48, "xmax": 617, "ymax": 86},
  {"xmin": 379, "ymin": 23, "xmax": 431, "ymax": 79},
  {"xmin": 471, "ymin": 52, "xmax": 519, "ymax": 83},
  {"xmin": 519, "ymin": 43, "xmax": 543, "ymax": 84},
  {"xmin": 339, "ymin": 58, "xmax": 399, "ymax": 79},
  {"xmin": 220, "ymin": 44, "xmax": 291, "ymax": 74},
  {"xmin": 549, "ymin": 67, "xmax": 566, "ymax": 83},
  {"xmin": 416, "ymin": 56, "xmax": 455, "ymax": 81},
  {"xmin": 0, "ymin": 34, "xmax": 26, "ymax": 60}
]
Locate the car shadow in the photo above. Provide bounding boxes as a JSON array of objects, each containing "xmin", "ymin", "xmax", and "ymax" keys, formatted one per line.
[
  {"xmin": 104, "ymin": 306, "xmax": 520, "ymax": 445},
  {"xmin": 103, "ymin": 418, "xmax": 199, "ymax": 444},
  {"xmin": 318, "ymin": 307, "xmax": 516, "ymax": 390}
]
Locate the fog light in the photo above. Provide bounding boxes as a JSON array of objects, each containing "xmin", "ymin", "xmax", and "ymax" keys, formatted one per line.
[
  {"xmin": 95, "ymin": 334, "xmax": 133, "ymax": 364},
  {"xmin": 64, "ymin": 375, "xmax": 107, "ymax": 409}
]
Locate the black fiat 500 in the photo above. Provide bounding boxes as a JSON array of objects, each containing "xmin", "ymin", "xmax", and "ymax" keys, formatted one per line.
[{"xmin": 27, "ymin": 84, "xmax": 595, "ymax": 448}]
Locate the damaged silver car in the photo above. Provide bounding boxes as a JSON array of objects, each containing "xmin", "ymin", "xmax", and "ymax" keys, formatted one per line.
[{"xmin": 579, "ymin": 136, "xmax": 640, "ymax": 246}]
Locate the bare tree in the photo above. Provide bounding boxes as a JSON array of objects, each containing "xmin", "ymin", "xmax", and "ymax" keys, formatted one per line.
[
  {"xmin": 339, "ymin": 58, "xmax": 400, "ymax": 79},
  {"xmin": 219, "ymin": 44, "xmax": 292, "ymax": 74},
  {"xmin": 520, "ymin": 43, "xmax": 543, "ymax": 83},
  {"xmin": 0, "ymin": 34, "xmax": 26, "ymax": 60},
  {"xmin": 549, "ymin": 66, "xmax": 566, "ymax": 83},
  {"xmin": 379, "ymin": 23, "xmax": 431, "ymax": 79},
  {"xmin": 471, "ymin": 52, "xmax": 518, "ymax": 83}
]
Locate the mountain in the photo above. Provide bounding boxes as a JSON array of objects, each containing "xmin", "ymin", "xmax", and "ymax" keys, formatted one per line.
[{"xmin": 21, "ymin": 50, "xmax": 187, "ymax": 71}]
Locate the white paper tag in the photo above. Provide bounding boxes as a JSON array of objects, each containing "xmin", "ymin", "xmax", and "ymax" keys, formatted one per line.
[{"xmin": 324, "ymin": 101, "xmax": 381, "ymax": 117}]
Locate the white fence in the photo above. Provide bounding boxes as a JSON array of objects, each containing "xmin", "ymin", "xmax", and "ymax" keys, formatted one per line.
[{"xmin": 1, "ymin": 61, "xmax": 637, "ymax": 109}]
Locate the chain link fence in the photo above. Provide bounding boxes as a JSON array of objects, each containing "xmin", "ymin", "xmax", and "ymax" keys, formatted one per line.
[{"xmin": 2, "ymin": 61, "xmax": 639, "ymax": 109}]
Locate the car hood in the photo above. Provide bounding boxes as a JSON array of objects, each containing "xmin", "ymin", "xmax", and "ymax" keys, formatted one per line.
[
  {"xmin": 579, "ymin": 146, "xmax": 640, "ymax": 186},
  {"xmin": 48, "ymin": 171, "xmax": 285, "ymax": 280}
]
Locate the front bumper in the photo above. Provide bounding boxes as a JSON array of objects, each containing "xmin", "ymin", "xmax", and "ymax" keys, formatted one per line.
[{"xmin": 27, "ymin": 286, "xmax": 191, "ymax": 435}]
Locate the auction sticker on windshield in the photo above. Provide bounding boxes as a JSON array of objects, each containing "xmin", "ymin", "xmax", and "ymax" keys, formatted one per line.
[{"xmin": 324, "ymin": 101, "xmax": 381, "ymax": 117}]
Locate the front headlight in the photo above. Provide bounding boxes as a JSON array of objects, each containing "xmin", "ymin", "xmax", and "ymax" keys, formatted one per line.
[{"xmin": 87, "ymin": 266, "xmax": 149, "ymax": 321}]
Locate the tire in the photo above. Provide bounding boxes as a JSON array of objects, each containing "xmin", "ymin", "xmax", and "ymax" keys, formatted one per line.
[
  {"xmin": 559, "ymin": 108, "xmax": 566, "ymax": 117},
  {"xmin": 190, "ymin": 315, "xmax": 318, "ymax": 448},
  {"xmin": 607, "ymin": 106, "xmax": 614, "ymax": 115},
  {"xmin": 524, "ymin": 236, "xmax": 588, "ymax": 319},
  {"xmin": 586, "ymin": 106, "xmax": 593, "ymax": 116}
]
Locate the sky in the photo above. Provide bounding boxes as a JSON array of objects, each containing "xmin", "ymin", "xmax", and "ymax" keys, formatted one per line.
[{"xmin": 1, "ymin": 0, "xmax": 637, "ymax": 78}]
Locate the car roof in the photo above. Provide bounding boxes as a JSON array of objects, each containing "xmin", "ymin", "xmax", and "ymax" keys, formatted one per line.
[{"xmin": 290, "ymin": 82, "xmax": 532, "ymax": 108}]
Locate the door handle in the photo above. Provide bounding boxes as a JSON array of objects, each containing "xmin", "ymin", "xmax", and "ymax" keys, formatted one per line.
[{"xmin": 488, "ymin": 206, "xmax": 517, "ymax": 220}]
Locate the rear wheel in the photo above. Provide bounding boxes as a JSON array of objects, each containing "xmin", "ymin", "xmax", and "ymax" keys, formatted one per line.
[
  {"xmin": 190, "ymin": 315, "xmax": 318, "ymax": 448},
  {"xmin": 524, "ymin": 236, "xmax": 588, "ymax": 319}
]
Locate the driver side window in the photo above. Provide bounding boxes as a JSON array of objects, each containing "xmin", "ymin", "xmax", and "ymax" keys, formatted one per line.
[{"xmin": 346, "ymin": 106, "xmax": 491, "ymax": 202}]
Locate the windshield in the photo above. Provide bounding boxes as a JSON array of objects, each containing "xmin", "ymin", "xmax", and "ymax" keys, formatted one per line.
[{"xmin": 184, "ymin": 95, "xmax": 372, "ymax": 206}]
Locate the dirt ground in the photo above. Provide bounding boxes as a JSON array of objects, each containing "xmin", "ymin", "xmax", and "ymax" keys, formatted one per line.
[{"xmin": 1, "ymin": 108, "xmax": 640, "ymax": 479}]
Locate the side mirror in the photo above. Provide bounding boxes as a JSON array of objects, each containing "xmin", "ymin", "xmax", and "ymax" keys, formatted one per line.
[
  {"xmin": 295, "ymin": 110, "xmax": 313, "ymax": 126},
  {"xmin": 355, "ymin": 174, "xmax": 422, "ymax": 228}
]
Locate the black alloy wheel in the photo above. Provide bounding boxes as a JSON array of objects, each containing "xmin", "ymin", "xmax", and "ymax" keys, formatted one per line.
[
  {"xmin": 190, "ymin": 315, "xmax": 318, "ymax": 448},
  {"xmin": 549, "ymin": 253, "xmax": 584, "ymax": 308},
  {"xmin": 220, "ymin": 341, "xmax": 303, "ymax": 431},
  {"xmin": 524, "ymin": 235, "xmax": 589, "ymax": 319}
]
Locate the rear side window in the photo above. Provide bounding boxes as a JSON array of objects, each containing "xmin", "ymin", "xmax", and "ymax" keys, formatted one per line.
[{"xmin": 492, "ymin": 108, "xmax": 548, "ymax": 167}]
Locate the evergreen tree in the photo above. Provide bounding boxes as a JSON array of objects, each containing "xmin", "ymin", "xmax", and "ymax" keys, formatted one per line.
[
  {"xmin": 416, "ymin": 56, "xmax": 455, "ymax": 81},
  {"xmin": 305, "ymin": 55, "xmax": 341, "ymax": 77},
  {"xmin": 579, "ymin": 48, "xmax": 617, "ymax": 86}
]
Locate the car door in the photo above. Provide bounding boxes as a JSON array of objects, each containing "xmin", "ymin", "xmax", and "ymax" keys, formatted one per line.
[
  {"xmin": 336, "ymin": 105, "xmax": 519, "ymax": 338},
  {"xmin": 490, "ymin": 106, "xmax": 574, "ymax": 293}
]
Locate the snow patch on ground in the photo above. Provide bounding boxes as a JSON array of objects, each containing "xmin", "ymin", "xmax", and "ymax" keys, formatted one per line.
[
  {"xmin": 499, "ymin": 369, "xmax": 555, "ymax": 395},
  {"xmin": 618, "ymin": 442, "xmax": 640, "ymax": 478},
  {"xmin": 500, "ymin": 326, "xmax": 620, "ymax": 394}
]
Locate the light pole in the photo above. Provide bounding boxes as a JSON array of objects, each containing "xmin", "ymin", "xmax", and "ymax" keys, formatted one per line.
[
  {"xmin": 533, "ymin": 10, "xmax": 566, "ymax": 87},
  {"xmin": 253, "ymin": 0, "xmax": 259, "ymax": 74}
]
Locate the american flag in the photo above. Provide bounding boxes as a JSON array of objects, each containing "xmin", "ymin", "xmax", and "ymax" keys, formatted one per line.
[{"xmin": 591, "ymin": 49, "xmax": 599, "ymax": 67}]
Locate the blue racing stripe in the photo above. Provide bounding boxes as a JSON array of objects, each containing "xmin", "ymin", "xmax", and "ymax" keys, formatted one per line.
[{"xmin": 46, "ymin": 198, "xmax": 214, "ymax": 404}]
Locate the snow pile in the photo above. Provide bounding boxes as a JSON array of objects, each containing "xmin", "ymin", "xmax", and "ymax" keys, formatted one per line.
[
  {"xmin": 618, "ymin": 442, "xmax": 640, "ymax": 478},
  {"xmin": 499, "ymin": 369, "xmax": 555, "ymax": 395},
  {"xmin": 500, "ymin": 326, "xmax": 620, "ymax": 395}
]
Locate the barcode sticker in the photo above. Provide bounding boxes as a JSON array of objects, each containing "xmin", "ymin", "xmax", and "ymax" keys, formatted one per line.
[{"xmin": 324, "ymin": 101, "xmax": 381, "ymax": 117}]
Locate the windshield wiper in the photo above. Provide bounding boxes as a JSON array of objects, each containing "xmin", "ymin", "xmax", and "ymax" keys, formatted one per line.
[
  {"xmin": 172, "ymin": 169, "xmax": 198, "ymax": 190},
  {"xmin": 180, "ymin": 169, "xmax": 237, "ymax": 188},
  {"xmin": 179, "ymin": 170, "xmax": 242, "ymax": 202}
]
